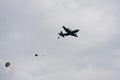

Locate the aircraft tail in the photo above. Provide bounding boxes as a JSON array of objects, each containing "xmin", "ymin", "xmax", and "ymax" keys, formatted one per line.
[{"xmin": 58, "ymin": 31, "xmax": 65, "ymax": 37}]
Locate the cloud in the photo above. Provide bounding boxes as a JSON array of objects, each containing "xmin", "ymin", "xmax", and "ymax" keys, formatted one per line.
[
  {"xmin": 12, "ymin": 70, "xmax": 33, "ymax": 80},
  {"xmin": 0, "ymin": 0, "xmax": 120, "ymax": 80}
]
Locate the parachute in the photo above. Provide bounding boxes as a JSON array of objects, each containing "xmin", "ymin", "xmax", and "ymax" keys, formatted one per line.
[{"xmin": 5, "ymin": 62, "xmax": 10, "ymax": 67}]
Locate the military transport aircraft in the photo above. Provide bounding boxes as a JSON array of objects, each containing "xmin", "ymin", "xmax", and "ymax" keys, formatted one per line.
[{"xmin": 58, "ymin": 26, "xmax": 79, "ymax": 38}]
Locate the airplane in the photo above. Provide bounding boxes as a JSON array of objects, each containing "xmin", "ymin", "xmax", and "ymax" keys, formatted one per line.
[{"xmin": 58, "ymin": 26, "xmax": 79, "ymax": 38}]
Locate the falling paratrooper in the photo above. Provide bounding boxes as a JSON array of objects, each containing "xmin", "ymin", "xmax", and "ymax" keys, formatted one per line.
[{"xmin": 35, "ymin": 54, "xmax": 38, "ymax": 57}]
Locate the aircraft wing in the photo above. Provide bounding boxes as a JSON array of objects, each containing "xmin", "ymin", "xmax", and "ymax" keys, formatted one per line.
[
  {"xmin": 71, "ymin": 34, "xmax": 78, "ymax": 37},
  {"xmin": 62, "ymin": 26, "xmax": 71, "ymax": 32}
]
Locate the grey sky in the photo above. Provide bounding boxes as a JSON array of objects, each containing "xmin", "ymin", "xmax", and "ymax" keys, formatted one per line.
[{"xmin": 0, "ymin": 0, "xmax": 120, "ymax": 80}]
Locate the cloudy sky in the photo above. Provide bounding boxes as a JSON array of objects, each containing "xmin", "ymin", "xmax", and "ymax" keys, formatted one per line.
[{"xmin": 0, "ymin": 0, "xmax": 120, "ymax": 80}]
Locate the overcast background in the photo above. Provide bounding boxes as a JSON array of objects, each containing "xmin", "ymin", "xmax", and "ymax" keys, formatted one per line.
[{"xmin": 0, "ymin": 0, "xmax": 120, "ymax": 80}]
